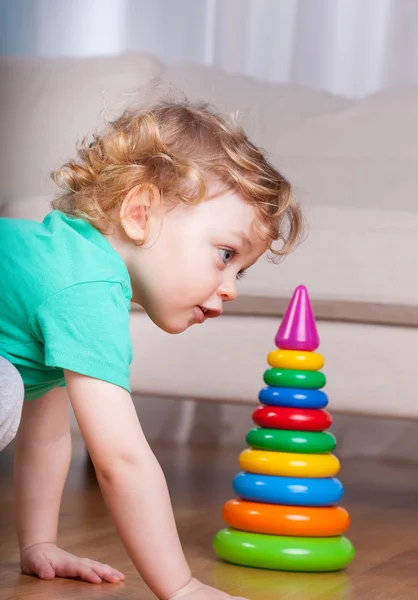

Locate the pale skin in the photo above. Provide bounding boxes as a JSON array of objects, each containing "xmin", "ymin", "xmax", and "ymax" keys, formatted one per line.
[{"xmin": 14, "ymin": 183, "xmax": 268, "ymax": 599}]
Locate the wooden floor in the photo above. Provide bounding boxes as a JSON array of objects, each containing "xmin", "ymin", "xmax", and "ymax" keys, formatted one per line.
[{"xmin": 2, "ymin": 435, "xmax": 418, "ymax": 600}]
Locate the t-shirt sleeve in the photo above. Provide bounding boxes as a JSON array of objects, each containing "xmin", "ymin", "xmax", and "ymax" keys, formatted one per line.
[{"xmin": 30, "ymin": 282, "xmax": 132, "ymax": 392}]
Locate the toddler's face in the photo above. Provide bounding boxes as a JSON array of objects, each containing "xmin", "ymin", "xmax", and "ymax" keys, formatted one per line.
[{"xmin": 129, "ymin": 188, "xmax": 268, "ymax": 334}]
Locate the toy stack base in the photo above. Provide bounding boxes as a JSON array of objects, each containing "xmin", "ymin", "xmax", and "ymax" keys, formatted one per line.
[
  {"xmin": 213, "ymin": 528, "xmax": 354, "ymax": 572},
  {"xmin": 213, "ymin": 286, "xmax": 355, "ymax": 573}
]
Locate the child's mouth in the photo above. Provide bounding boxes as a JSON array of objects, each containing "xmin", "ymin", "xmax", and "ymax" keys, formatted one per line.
[{"xmin": 195, "ymin": 306, "xmax": 222, "ymax": 323}]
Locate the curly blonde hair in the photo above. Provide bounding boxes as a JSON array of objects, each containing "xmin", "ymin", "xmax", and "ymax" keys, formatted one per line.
[{"xmin": 52, "ymin": 100, "xmax": 303, "ymax": 258}]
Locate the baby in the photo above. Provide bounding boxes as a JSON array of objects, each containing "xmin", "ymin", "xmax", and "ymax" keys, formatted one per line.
[{"xmin": 0, "ymin": 100, "xmax": 302, "ymax": 599}]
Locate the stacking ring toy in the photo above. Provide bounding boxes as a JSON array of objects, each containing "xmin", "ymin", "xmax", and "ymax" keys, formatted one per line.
[
  {"xmin": 246, "ymin": 427, "xmax": 337, "ymax": 454},
  {"xmin": 264, "ymin": 368, "xmax": 326, "ymax": 389},
  {"xmin": 233, "ymin": 472, "xmax": 344, "ymax": 506},
  {"xmin": 259, "ymin": 387, "xmax": 328, "ymax": 409},
  {"xmin": 239, "ymin": 448, "xmax": 340, "ymax": 478},
  {"xmin": 253, "ymin": 406, "xmax": 332, "ymax": 431},
  {"xmin": 267, "ymin": 349, "xmax": 324, "ymax": 371},
  {"xmin": 222, "ymin": 499, "xmax": 350, "ymax": 536},
  {"xmin": 213, "ymin": 528, "xmax": 355, "ymax": 572}
]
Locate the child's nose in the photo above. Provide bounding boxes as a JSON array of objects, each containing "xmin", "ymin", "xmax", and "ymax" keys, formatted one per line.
[{"xmin": 218, "ymin": 279, "xmax": 238, "ymax": 302}]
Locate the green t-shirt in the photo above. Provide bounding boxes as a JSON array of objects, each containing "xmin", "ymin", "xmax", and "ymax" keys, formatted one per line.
[{"xmin": 0, "ymin": 211, "xmax": 133, "ymax": 400}]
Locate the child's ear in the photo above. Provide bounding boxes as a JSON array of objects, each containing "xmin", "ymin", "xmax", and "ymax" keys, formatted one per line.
[{"xmin": 120, "ymin": 184, "xmax": 161, "ymax": 243}]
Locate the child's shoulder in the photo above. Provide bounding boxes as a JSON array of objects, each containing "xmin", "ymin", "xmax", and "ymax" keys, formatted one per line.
[{"xmin": 0, "ymin": 210, "xmax": 131, "ymax": 308}]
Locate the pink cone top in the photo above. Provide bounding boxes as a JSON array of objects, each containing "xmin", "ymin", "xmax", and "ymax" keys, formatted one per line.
[{"xmin": 275, "ymin": 285, "xmax": 320, "ymax": 351}]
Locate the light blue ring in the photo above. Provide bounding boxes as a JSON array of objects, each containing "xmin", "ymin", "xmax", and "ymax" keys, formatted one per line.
[
  {"xmin": 259, "ymin": 386, "xmax": 328, "ymax": 409},
  {"xmin": 233, "ymin": 472, "xmax": 344, "ymax": 506}
]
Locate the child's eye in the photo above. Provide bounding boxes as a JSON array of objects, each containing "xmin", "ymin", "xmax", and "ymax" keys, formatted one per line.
[
  {"xmin": 219, "ymin": 248, "xmax": 235, "ymax": 265},
  {"xmin": 236, "ymin": 270, "xmax": 247, "ymax": 280}
]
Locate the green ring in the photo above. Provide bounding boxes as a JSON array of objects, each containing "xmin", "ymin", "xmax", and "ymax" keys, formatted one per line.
[
  {"xmin": 213, "ymin": 528, "xmax": 355, "ymax": 572},
  {"xmin": 246, "ymin": 427, "xmax": 337, "ymax": 454},
  {"xmin": 264, "ymin": 368, "xmax": 326, "ymax": 389}
]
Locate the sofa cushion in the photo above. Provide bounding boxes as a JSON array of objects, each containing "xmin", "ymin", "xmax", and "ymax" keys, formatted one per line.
[
  {"xmin": 0, "ymin": 52, "xmax": 164, "ymax": 203},
  {"xmin": 1, "ymin": 195, "xmax": 51, "ymax": 221},
  {"xmin": 158, "ymin": 63, "xmax": 418, "ymax": 323},
  {"xmin": 162, "ymin": 63, "xmax": 418, "ymax": 213},
  {"xmin": 235, "ymin": 204, "xmax": 418, "ymax": 322}
]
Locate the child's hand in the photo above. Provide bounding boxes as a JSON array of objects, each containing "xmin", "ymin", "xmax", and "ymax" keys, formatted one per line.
[
  {"xmin": 168, "ymin": 578, "xmax": 248, "ymax": 600},
  {"xmin": 20, "ymin": 542, "xmax": 125, "ymax": 584}
]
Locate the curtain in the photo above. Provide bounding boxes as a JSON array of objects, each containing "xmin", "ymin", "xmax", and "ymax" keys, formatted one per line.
[{"xmin": 1, "ymin": 0, "xmax": 418, "ymax": 97}]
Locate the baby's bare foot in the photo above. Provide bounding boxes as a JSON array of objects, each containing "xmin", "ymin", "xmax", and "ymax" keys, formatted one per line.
[{"xmin": 20, "ymin": 542, "xmax": 125, "ymax": 584}]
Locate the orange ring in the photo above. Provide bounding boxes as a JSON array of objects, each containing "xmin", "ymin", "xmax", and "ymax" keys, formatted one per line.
[{"xmin": 222, "ymin": 499, "xmax": 350, "ymax": 537}]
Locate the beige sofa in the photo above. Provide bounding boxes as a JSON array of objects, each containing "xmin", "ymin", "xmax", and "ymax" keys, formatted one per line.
[{"xmin": 1, "ymin": 52, "xmax": 417, "ymax": 428}]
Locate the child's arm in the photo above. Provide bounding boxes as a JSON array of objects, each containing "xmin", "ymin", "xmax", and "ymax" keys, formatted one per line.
[
  {"xmin": 64, "ymin": 370, "xmax": 193, "ymax": 599},
  {"xmin": 14, "ymin": 386, "xmax": 124, "ymax": 583},
  {"xmin": 14, "ymin": 387, "xmax": 71, "ymax": 552}
]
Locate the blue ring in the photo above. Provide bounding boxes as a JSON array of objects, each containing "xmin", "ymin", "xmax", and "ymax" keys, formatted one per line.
[
  {"xmin": 233, "ymin": 472, "xmax": 344, "ymax": 506},
  {"xmin": 258, "ymin": 387, "xmax": 328, "ymax": 409}
]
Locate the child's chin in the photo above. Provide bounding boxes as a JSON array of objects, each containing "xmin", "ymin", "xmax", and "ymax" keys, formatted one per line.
[{"xmin": 156, "ymin": 318, "xmax": 190, "ymax": 335}]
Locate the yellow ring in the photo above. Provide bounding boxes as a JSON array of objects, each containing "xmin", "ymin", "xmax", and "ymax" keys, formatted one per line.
[
  {"xmin": 239, "ymin": 448, "xmax": 340, "ymax": 478},
  {"xmin": 267, "ymin": 349, "xmax": 324, "ymax": 371}
]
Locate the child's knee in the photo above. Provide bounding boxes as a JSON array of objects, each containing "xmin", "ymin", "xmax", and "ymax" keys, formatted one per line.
[{"xmin": 0, "ymin": 357, "xmax": 24, "ymax": 450}]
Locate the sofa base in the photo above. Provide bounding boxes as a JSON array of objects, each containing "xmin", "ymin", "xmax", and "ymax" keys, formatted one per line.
[{"xmin": 129, "ymin": 313, "xmax": 417, "ymax": 419}]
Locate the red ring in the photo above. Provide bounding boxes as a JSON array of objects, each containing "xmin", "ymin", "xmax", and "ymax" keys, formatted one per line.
[{"xmin": 252, "ymin": 406, "xmax": 332, "ymax": 431}]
